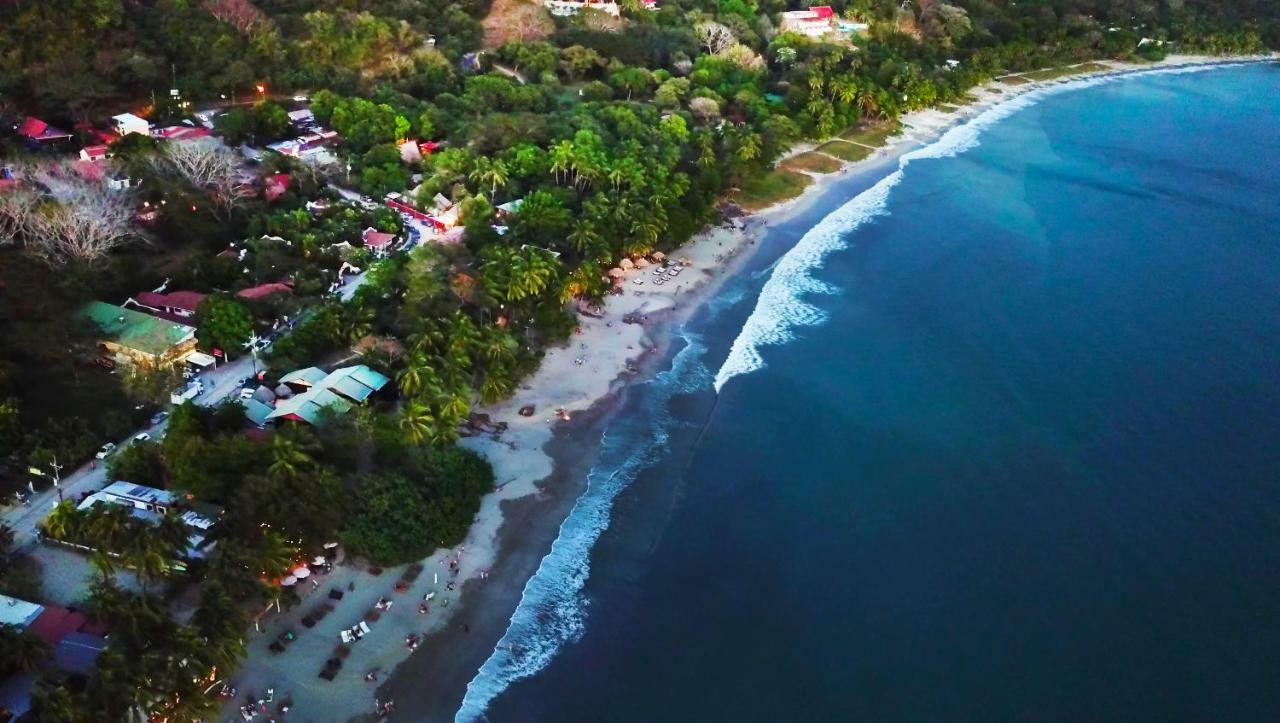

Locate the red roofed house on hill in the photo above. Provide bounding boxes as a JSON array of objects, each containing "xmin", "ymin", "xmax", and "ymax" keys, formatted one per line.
[
  {"xmin": 126, "ymin": 290, "xmax": 207, "ymax": 322},
  {"xmin": 264, "ymin": 173, "xmax": 292, "ymax": 202},
  {"xmin": 237, "ymin": 282, "xmax": 294, "ymax": 301},
  {"xmin": 362, "ymin": 227, "xmax": 397, "ymax": 257},
  {"xmin": 79, "ymin": 145, "xmax": 111, "ymax": 162},
  {"xmin": 16, "ymin": 117, "xmax": 74, "ymax": 145}
]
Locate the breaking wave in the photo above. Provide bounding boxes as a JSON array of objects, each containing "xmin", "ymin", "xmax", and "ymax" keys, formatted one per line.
[
  {"xmin": 455, "ymin": 331, "xmax": 711, "ymax": 722},
  {"xmin": 712, "ymin": 61, "xmax": 1249, "ymax": 393}
]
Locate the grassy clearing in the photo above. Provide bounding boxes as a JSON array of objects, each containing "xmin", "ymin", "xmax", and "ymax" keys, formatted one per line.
[
  {"xmin": 841, "ymin": 121, "xmax": 902, "ymax": 148},
  {"xmin": 1021, "ymin": 62, "xmax": 1110, "ymax": 82},
  {"xmin": 816, "ymin": 140, "xmax": 873, "ymax": 162},
  {"xmin": 730, "ymin": 169, "xmax": 813, "ymax": 211},
  {"xmin": 781, "ymin": 151, "xmax": 843, "ymax": 174},
  {"xmin": 999, "ymin": 74, "xmax": 1031, "ymax": 85}
]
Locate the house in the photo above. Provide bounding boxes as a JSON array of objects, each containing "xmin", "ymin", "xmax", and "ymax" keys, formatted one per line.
[
  {"xmin": 266, "ymin": 130, "xmax": 339, "ymax": 158},
  {"xmin": 79, "ymin": 145, "xmax": 110, "ymax": 162},
  {"xmin": 152, "ymin": 125, "xmax": 211, "ymax": 142},
  {"xmin": 268, "ymin": 364, "xmax": 390, "ymax": 425},
  {"xmin": 544, "ymin": 0, "xmax": 620, "ymax": 16},
  {"xmin": 78, "ymin": 301, "xmax": 197, "ymax": 366},
  {"xmin": 779, "ymin": 6, "xmax": 842, "ymax": 37},
  {"xmin": 0, "ymin": 594, "xmax": 44, "ymax": 629},
  {"xmin": 111, "ymin": 113, "xmax": 151, "ymax": 137},
  {"xmin": 126, "ymin": 290, "xmax": 206, "ymax": 321},
  {"xmin": 77, "ymin": 481, "xmax": 219, "ymax": 560},
  {"xmin": 237, "ymin": 281, "xmax": 293, "ymax": 302},
  {"xmin": 264, "ymin": 173, "xmax": 292, "ymax": 201},
  {"xmin": 242, "ymin": 398, "xmax": 275, "ymax": 429},
  {"xmin": 362, "ymin": 227, "xmax": 397, "ymax": 256},
  {"xmin": 496, "ymin": 198, "xmax": 524, "ymax": 220},
  {"xmin": 16, "ymin": 117, "xmax": 73, "ymax": 145},
  {"xmin": 105, "ymin": 172, "xmax": 133, "ymax": 191}
]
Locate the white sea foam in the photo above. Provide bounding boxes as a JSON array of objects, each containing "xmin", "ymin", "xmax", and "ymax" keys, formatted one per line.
[
  {"xmin": 455, "ymin": 332, "xmax": 710, "ymax": 722},
  {"xmin": 712, "ymin": 60, "xmax": 1251, "ymax": 393}
]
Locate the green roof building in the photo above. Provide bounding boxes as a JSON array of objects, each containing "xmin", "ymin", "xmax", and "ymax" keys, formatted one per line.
[{"xmin": 79, "ymin": 301, "xmax": 197, "ymax": 365}]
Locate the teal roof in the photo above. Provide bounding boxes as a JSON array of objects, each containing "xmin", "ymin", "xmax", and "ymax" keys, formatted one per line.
[
  {"xmin": 266, "ymin": 387, "xmax": 352, "ymax": 425},
  {"xmin": 242, "ymin": 398, "xmax": 275, "ymax": 427},
  {"xmin": 279, "ymin": 367, "xmax": 327, "ymax": 386},
  {"xmin": 79, "ymin": 301, "xmax": 195, "ymax": 356},
  {"xmin": 319, "ymin": 365, "xmax": 390, "ymax": 403}
]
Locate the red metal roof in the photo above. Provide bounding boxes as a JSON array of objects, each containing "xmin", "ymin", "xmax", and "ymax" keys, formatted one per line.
[
  {"xmin": 136, "ymin": 290, "xmax": 206, "ymax": 312},
  {"xmin": 17, "ymin": 116, "xmax": 71, "ymax": 141},
  {"xmin": 810, "ymin": 5, "xmax": 834, "ymax": 18},
  {"xmin": 237, "ymin": 282, "xmax": 293, "ymax": 300},
  {"xmin": 362, "ymin": 228, "xmax": 397, "ymax": 248},
  {"xmin": 27, "ymin": 607, "xmax": 87, "ymax": 645}
]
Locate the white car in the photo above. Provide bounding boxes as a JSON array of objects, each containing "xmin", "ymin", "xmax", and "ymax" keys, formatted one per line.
[
  {"xmin": 239, "ymin": 387, "xmax": 256, "ymax": 400},
  {"xmin": 292, "ymin": 94, "xmax": 309, "ymax": 102},
  {"xmin": 95, "ymin": 443, "xmax": 117, "ymax": 460},
  {"xmin": 631, "ymin": 279, "xmax": 645, "ymax": 286},
  {"xmin": 339, "ymin": 621, "xmax": 372, "ymax": 644},
  {"xmin": 133, "ymin": 433, "xmax": 151, "ymax": 443}
]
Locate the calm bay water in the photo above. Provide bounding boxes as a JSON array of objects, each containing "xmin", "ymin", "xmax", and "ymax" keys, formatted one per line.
[{"xmin": 461, "ymin": 63, "xmax": 1280, "ymax": 721}]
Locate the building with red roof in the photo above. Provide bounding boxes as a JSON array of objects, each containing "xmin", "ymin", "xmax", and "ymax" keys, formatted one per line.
[
  {"xmin": 127, "ymin": 290, "xmax": 207, "ymax": 321},
  {"xmin": 264, "ymin": 173, "xmax": 292, "ymax": 202},
  {"xmin": 16, "ymin": 117, "xmax": 73, "ymax": 144},
  {"xmin": 238, "ymin": 282, "xmax": 294, "ymax": 301},
  {"xmin": 362, "ymin": 227, "xmax": 398, "ymax": 256},
  {"xmin": 810, "ymin": 5, "xmax": 834, "ymax": 18},
  {"xmin": 153, "ymin": 125, "xmax": 212, "ymax": 142},
  {"xmin": 26, "ymin": 606, "xmax": 88, "ymax": 645},
  {"xmin": 79, "ymin": 145, "xmax": 111, "ymax": 162}
]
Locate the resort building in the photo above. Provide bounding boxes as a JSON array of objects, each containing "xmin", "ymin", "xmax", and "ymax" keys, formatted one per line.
[
  {"xmin": 76, "ymin": 481, "xmax": 219, "ymax": 561},
  {"xmin": 266, "ymin": 364, "xmax": 391, "ymax": 425},
  {"xmin": 779, "ymin": 6, "xmax": 866, "ymax": 38},
  {"xmin": 78, "ymin": 301, "xmax": 197, "ymax": 367},
  {"xmin": 111, "ymin": 113, "xmax": 151, "ymax": 137},
  {"xmin": 544, "ymin": 0, "xmax": 621, "ymax": 16}
]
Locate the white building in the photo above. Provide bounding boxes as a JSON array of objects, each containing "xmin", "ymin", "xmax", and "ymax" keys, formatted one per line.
[
  {"xmin": 77, "ymin": 481, "xmax": 219, "ymax": 560},
  {"xmin": 544, "ymin": 0, "xmax": 620, "ymax": 16},
  {"xmin": 111, "ymin": 113, "xmax": 151, "ymax": 137}
]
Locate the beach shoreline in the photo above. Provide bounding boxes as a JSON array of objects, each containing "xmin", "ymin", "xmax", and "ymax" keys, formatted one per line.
[{"xmin": 226, "ymin": 52, "xmax": 1273, "ymax": 723}]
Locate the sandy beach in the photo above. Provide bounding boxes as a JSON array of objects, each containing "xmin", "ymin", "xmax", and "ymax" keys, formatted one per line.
[{"xmin": 223, "ymin": 52, "xmax": 1273, "ymax": 723}]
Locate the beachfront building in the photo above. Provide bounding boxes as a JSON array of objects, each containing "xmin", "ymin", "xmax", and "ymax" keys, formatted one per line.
[
  {"xmin": 125, "ymin": 289, "xmax": 205, "ymax": 322},
  {"xmin": 77, "ymin": 481, "xmax": 219, "ymax": 561},
  {"xmin": 266, "ymin": 364, "xmax": 391, "ymax": 425},
  {"xmin": 78, "ymin": 301, "xmax": 197, "ymax": 367}
]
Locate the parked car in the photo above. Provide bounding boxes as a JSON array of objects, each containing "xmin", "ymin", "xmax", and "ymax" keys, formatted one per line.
[
  {"xmin": 239, "ymin": 387, "xmax": 256, "ymax": 400},
  {"xmin": 339, "ymin": 621, "xmax": 371, "ymax": 644},
  {"xmin": 133, "ymin": 432, "xmax": 151, "ymax": 443},
  {"xmin": 94, "ymin": 443, "xmax": 117, "ymax": 459},
  {"xmin": 150, "ymin": 411, "xmax": 169, "ymax": 426}
]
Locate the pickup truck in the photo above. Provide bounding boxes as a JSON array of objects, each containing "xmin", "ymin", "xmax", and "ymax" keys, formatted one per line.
[{"xmin": 169, "ymin": 380, "xmax": 204, "ymax": 406}]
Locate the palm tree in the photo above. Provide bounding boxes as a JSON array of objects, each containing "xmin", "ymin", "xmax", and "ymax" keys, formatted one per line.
[
  {"xmin": 480, "ymin": 366, "xmax": 515, "ymax": 404},
  {"xmin": 268, "ymin": 430, "xmax": 316, "ymax": 480},
  {"xmin": 124, "ymin": 539, "xmax": 170, "ymax": 592},
  {"xmin": 568, "ymin": 220, "xmax": 602, "ymax": 255},
  {"xmin": 42, "ymin": 500, "xmax": 81, "ymax": 541},
  {"xmin": 397, "ymin": 353, "xmax": 432, "ymax": 397},
  {"xmin": 399, "ymin": 401, "xmax": 435, "ymax": 445},
  {"xmin": 469, "ymin": 157, "xmax": 510, "ymax": 201},
  {"xmin": 0, "ymin": 626, "xmax": 51, "ymax": 673},
  {"xmin": 87, "ymin": 504, "xmax": 133, "ymax": 551}
]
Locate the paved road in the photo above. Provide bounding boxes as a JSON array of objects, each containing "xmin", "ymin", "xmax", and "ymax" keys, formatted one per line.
[{"xmin": 2, "ymin": 354, "xmax": 257, "ymax": 548}]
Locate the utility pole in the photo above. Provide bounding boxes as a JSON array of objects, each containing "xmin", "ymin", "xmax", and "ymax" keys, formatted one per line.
[{"xmin": 244, "ymin": 334, "xmax": 262, "ymax": 380}]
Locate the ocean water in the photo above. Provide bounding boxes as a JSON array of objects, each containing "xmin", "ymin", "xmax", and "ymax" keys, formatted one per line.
[{"xmin": 457, "ymin": 63, "xmax": 1280, "ymax": 721}]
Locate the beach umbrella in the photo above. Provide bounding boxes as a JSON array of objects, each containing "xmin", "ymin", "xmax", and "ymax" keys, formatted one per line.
[
  {"xmin": 651, "ymin": 251, "xmax": 666, "ymax": 262},
  {"xmin": 292, "ymin": 566, "xmax": 312, "ymax": 579},
  {"xmin": 633, "ymin": 257, "xmax": 650, "ymax": 269},
  {"xmin": 619, "ymin": 258, "xmax": 634, "ymax": 270},
  {"xmin": 607, "ymin": 267, "xmax": 625, "ymax": 279},
  {"xmin": 281, "ymin": 576, "xmax": 298, "ymax": 587}
]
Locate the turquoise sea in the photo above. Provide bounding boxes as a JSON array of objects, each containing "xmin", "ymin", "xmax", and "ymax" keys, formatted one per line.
[{"xmin": 455, "ymin": 63, "xmax": 1280, "ymax": 721}]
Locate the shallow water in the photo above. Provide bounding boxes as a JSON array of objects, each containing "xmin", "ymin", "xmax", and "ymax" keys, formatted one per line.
[{"xmin": 459, "ymin": 63, "xmax": 1280, "ymax": 722}]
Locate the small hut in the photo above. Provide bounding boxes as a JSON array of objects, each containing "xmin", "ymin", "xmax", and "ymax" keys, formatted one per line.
[{"xmin": 651, "ymin": 251, "xmax": 666, "ymax": 263}]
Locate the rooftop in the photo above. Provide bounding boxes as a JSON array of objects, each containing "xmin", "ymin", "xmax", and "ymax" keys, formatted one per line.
[
  {"xmin": 135, "ymin": 290, "xmax": 206, "ymax": 312},
  {"xmin": 0, "ymin": 593, "xmax": 44, "ymax": 628},
  {"xmin": 79, "ymin": 302, "xmax": 196, "ymax": 357}
]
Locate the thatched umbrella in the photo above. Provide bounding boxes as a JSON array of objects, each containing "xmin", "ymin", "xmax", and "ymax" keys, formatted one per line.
[
  {"xmin": 619, "ymin": 257, "xmax": 635, "ymax": 270},
  {"xmin": 607, "ymin": 267, "xmax": 626, "ymax": 279},
  {"xmin": 651, "ymin": 251, "xmax": 666, "ymax": 262},
  {"xmin": 634, "ymin": 257, "xmax": 650, "ymax": 269}
]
